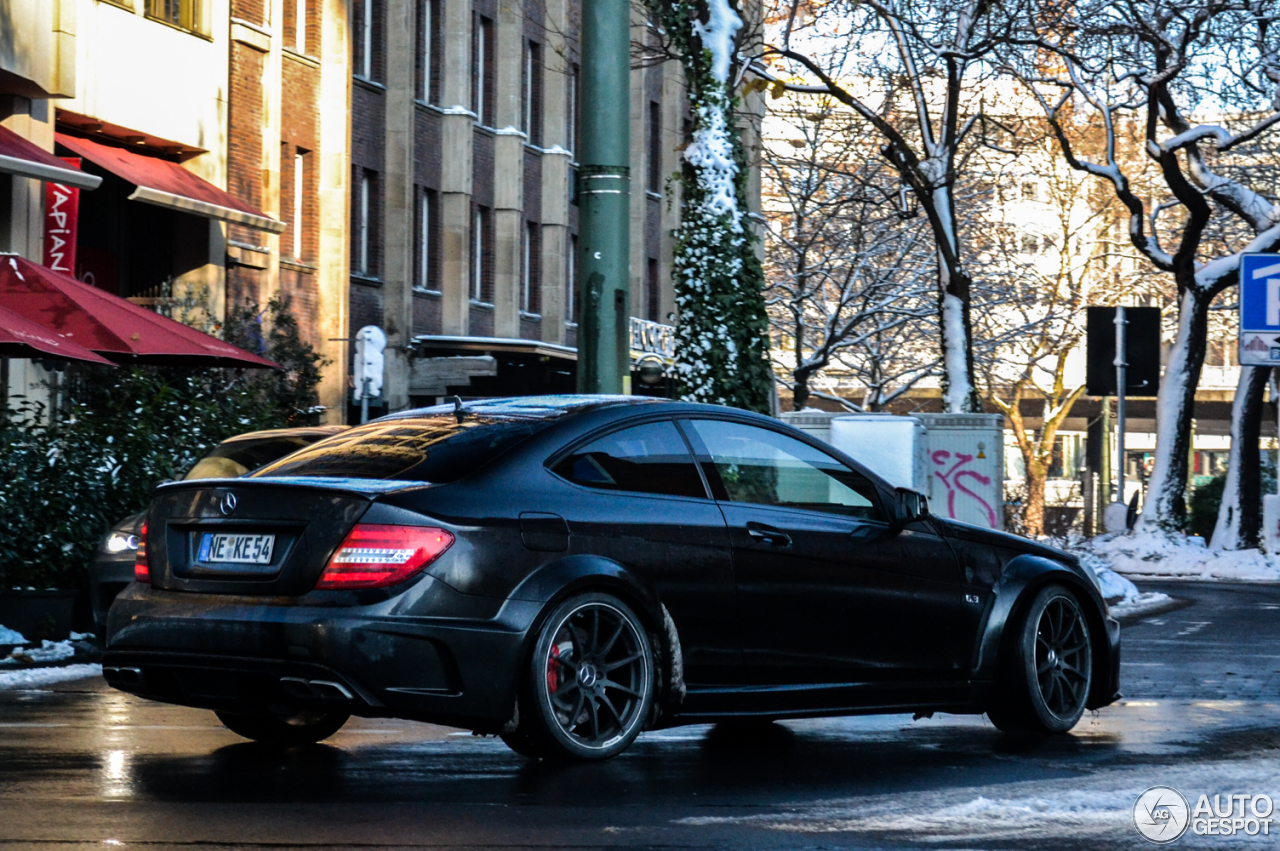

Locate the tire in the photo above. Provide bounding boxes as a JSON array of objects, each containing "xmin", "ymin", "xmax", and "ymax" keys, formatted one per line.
[
  {"xmin": 988, "ymin": 584, "xmax": 1093, "ymax": 734},
  {"xmin": 215, "ymin": 709, "xmax": 350, "ymax": 746},
  {"xmin": 503, "ymin": 592, "xmax": 655, "ymax": 761}
]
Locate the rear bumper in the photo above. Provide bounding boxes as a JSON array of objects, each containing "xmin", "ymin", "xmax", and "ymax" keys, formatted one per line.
[{"xmin": 104, "ymin": 578, "xmax": 542, "ymax": 729}]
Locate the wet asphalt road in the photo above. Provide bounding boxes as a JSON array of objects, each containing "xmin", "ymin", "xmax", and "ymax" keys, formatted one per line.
[{"xmin": 1, "ymin": 581, "xmax": 1279, "ymax": 850}]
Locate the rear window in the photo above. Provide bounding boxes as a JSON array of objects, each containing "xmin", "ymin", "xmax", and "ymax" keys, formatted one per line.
[
  {"xmin": 184, "ymin": 437, "xmax": 323, "ymax": 480},
  {"xmin": 250, "ymin": 415, "xmax": 551, "ymax": 483}
]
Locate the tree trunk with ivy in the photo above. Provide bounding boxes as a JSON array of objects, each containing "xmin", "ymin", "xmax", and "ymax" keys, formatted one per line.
[{"xmin": 645, "ymin": 0, "xmax": 773, "ymax": 413}]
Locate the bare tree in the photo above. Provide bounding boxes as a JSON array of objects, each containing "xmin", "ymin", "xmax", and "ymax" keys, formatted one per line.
[
  {"xmin": 973, "ymin": 141, "xmax": 1125, "ymax": 536},
  {"xmin": 1006, "ymin": 0, "xmax": 1280, "ymax": 532},
  {"xmin": 762, "ymin": 98, "xmax": 939, "ymax": 410},
  {"xmin": 760, "ymin": 0, "xmax": 1030, "ymax": 413}
]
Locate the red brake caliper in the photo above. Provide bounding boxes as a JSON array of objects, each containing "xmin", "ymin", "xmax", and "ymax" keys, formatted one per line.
[{"xmin": 547, "ymin": 644, "xmax": 561, "ymax": 694}]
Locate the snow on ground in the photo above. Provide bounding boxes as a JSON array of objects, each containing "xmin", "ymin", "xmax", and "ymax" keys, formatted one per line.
[
  {"xmin": 0, "ymin": 624, "xmax": 25, "ymax": 645},
  {"xmin": 1083, "ymin": 531, "xmax": 1280, "ymax": 582},
  {"xmin": 675, "ymin": 748, "xmax": 1280, "ymax": 845},
  {"xmin": 0, "ymin": 663, "xmax": 101, "ymax": 690}
]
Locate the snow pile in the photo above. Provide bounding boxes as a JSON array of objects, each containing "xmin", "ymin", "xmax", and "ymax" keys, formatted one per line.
[
  {"xmin": 0, "ymin": 663, "xmax": 101, "ymax": 690},
  {"xmin": 1085, "ymin": 531, "xmax": 1280, "ymax": 582},
  {"xmin": 0, "ymin": 630, "xmax": 97, "ymax": 668},
  {"xmin": 1070, "ymin": 546, "xmax": 1172, "ymax": 618},
  {"xmin": 0, "ymin": 638, "xmax": 78, "ymax": 666}
]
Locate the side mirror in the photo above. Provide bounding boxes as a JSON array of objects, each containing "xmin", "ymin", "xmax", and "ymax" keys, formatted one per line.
[{"xmin": 894, "ymin": 487, "xmax": 929, "ymax": 527}]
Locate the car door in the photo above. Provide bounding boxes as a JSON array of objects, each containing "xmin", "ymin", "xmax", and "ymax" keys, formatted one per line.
[
  {"xmin": 681, "ymin": 417, "xmax": 978, "ymax": 696},
  {"xmin": 549, "ymin": 418, "xmax": 741, "ymax": 686}
]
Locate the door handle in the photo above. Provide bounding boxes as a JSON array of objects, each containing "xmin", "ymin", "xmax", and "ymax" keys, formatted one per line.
[{"xmin": 746, "ymin": 523, "xmax": 792, "ymax": 547}]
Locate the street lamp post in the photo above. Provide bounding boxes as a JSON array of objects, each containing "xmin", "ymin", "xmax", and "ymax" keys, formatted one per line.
[{"xmin": 575, "ymin": 0, "xmax": 631, "ymax": 395}]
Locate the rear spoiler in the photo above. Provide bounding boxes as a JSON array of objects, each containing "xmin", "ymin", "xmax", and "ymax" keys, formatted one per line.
[{"xmin": 155, "ymin": 476, "xmax": 431, "ymax": 498}]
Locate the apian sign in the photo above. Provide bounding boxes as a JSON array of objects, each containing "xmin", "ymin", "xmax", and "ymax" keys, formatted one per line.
[{"xmin": 42, "ymin": 158, "xmax": 81, "ymax": 276}]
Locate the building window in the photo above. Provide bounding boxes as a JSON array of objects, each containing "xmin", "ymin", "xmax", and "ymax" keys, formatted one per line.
[
  {"xmin": 354, "ymin": 0, "xmax": 379, "ymax": 81},
  {"xmin": 146, "ymin": 0, "xmax": 202, "ymax": 32},
  {"xmin": 473, "ymin": 15, "xmax": 494, "ymax": 125},
  {"xmin": 472, "ymin": 206, "xmax": 493, "ymax": 303},
  {"xmin": 567, "ymin": 63, "xmax": 580, "ymax": 156},
  {"xmin": 416, "ymin": 0, "xmax": 440, "ymax": 103},
  {"xmin": 648, "ymin": 101, "xmax": 662, "ymax": 193},
  {"xmin": 523, "ymin": 41, "xmax": 542, "ymax": 145},
  {"xmin": 354, "ymin": 168, "xmax": 379, "ymax": 277},
  {"xmin": 522, "ymin": 221, "xmax": 541, "ymax": 314},
  {"xmin": 285, "ymin": 0, "xmax": 308, "ymax": 53},
  {"xmin": 568, "ymin": 233, "xmax": 578, "ymax": 325},
  {"xmin": 646, "ymin": 257, "xmax": 659, "ymax": 321},
  {"xmin": 292, "ymin": 149, "xmax": 308, "ymax": 259},
  {"xmin": 415, "ymin": 188, "xmax": 438, "ymax": 292}
]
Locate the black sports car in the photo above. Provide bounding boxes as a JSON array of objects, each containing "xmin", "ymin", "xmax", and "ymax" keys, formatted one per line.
[{"xmin": 104, "ymin": 396, "xmax": 1119, "ymax": 759}]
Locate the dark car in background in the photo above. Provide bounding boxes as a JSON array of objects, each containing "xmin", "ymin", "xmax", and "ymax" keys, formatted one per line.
[
  {"xmin": 89, "ymin": 426, "xmax": 346, "ymax": 632},
  {"xmin": 103, "ymin": 396, "xmax": 1119, "ymax": 759}
]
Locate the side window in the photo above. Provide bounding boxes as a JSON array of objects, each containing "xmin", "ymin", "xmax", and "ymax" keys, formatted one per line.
[
  {"xmin": 553, "ymin": 420, "xmax": 707, "ymax": 499},
  {"xmin": 687, "ymin": 420, "xmax": 884, "ymax": 521}
]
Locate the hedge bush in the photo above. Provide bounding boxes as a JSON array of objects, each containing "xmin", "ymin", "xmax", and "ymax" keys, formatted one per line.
[{"xmin": 0, "ymin": 297, "xmax": 326, "ymax": 590}]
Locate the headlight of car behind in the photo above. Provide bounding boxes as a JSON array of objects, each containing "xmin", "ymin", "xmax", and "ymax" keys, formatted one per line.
[{"xmin": 104, "ymin": 531, "xmax": 140, "ymax": 555}]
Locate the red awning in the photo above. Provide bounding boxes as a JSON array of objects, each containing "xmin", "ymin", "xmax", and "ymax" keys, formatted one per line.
[
  {"xmin": 56, "ymin": 133, "xmax": 285, "ymax": 234},
  {"xmin": 0, "ymin": 304, "xmax": 115, "ymax": 365},
  {"xmin": 0, "ymin": 254, "xmax": 280, "ymax": 369},
  {"xmin": 0, "ymin": 126, "xmax": 101, "ymax": 190}
]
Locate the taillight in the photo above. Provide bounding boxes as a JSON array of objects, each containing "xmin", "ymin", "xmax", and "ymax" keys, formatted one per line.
[
  {"xmin": 134, "ymin": 521, "xmax": 150, "ymax": 583},
  {"xmin": 316, "ymin": 524, "xmax": 455, "ymax": 589}
]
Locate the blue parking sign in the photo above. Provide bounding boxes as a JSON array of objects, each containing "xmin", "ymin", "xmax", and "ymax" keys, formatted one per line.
[{"xmin": 1239, "ymin": 254, "xmax": 1280, "ymax": 366}]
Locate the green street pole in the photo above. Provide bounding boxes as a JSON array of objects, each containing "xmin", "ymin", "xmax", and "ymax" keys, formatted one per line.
[{"xmin": 575, "ymin": 0, "xmax": 631, "ymax": 395}]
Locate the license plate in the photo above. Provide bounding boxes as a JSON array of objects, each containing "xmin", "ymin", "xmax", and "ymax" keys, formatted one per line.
[{"xmin": 198, "ymin": 533, "xmax": 275, "ymax": 565}]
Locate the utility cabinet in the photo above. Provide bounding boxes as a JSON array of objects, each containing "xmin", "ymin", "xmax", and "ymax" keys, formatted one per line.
[
  {"xmin": 912, "ymin": 413, "xmax": 1005, "ymax": 531},
  {"xmin": 829, "ymin": 414, "xmax": 928, "ymax": 491},
  {"xmin": 782, "ymin": 410, "xmax": 1006, "ymax": 531}
]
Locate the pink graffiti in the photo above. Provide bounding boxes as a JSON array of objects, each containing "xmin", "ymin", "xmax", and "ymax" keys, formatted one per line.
[{"xmin": 931, "ymin": 450, "xmax": 998, "ymax": 528}]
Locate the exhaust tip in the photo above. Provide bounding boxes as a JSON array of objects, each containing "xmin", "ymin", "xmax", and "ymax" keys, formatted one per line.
[
  {"xmin": 277, "ymin": 676, "xmax": 354, "ymax": 701},
  {"xmin": 103, "ymin": 667, "xmax": 144, "ymax": 687},
  {"xmin": 308, "ymin": 680, "xmax": 354, "ymax": 700}
]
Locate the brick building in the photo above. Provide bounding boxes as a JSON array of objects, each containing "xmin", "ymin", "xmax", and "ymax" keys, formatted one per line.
[
  {"xmin": 222, "ymin": 0, "xmax": 351, "ymax": 416},
  {"xmin": 2, "ymin": 0, "xmax": 732, "ymax": 421}
]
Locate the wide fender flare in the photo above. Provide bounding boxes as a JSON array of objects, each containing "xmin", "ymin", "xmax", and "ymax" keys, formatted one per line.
[
  {"xmin": 504, "ymin": 554, "xmax": 680, "ymax": 723},
  {"xmin": 973, "ymin": 554, "xmax": 1115, "ymax": 704},
  {"xmin": 507, "ymin": 554, "xmax": 662, "ymax": 622}
]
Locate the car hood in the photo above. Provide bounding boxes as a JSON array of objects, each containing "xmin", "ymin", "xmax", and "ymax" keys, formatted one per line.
[{"xmin": 930, "ymin": 517, "xmax": 1077, "ymax": 565}]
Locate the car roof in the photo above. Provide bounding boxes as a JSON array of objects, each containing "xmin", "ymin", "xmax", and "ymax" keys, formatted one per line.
[{"xmin": 220, "ymin": 425, "xmax": 349, "ymax": 444}]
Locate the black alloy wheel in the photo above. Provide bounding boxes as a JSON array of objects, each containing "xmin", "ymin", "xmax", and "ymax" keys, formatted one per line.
[
  {"xmin": 504, "ymin": 592, "xmax": 654, "ymax": 760},
  {"xmin": 215, "ymin": 709, "xmax": 350, "ymax": 746},
  {"xmin": 988, "ymin": 584, "xmax": 1092, "ymax": 734}
]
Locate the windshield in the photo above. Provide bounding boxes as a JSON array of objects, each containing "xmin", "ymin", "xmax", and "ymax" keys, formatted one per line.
[
  {"xmin": 250, "ymin": 415, "xmax": 552, "ymax": 482},
  {"xmin": 184, "ymin": 436, "xmax": 327, "ymax": 480}
]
